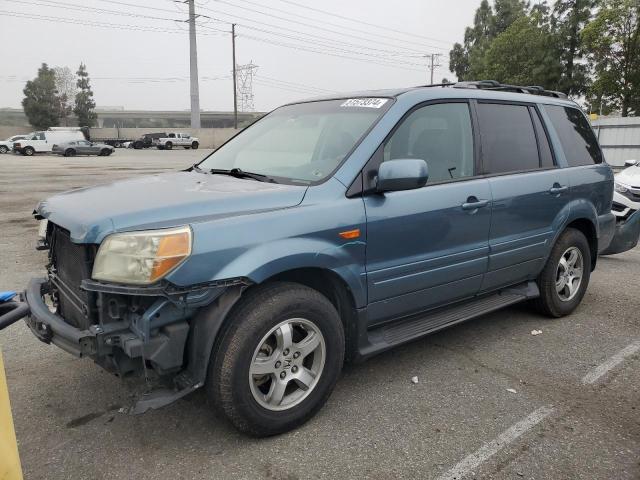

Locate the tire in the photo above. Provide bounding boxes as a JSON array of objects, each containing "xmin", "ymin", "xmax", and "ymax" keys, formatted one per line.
[
  {"xmin": 164, "ymin": 142, "xmax": 173, "ymax": 150},
  {"xmin": 191, "ymin": 141, "xmax": 199, "ymax": 150},
  {"xmin": 23, "ymin": 146, "xmax": 35, "ymax": 156},
  {"xmin": 534, "ymin": 228, "xmax": 591, "ymax": 318},
  {"xmin": 64, "ymin": 149, "xmax": 76, "ymax": 157},
  {"xmin": 207, "ymin": 282, "xmax": 345, "ymax": 437},
  {"xmin": 134, "ymin": 141, "xmax": 143, "ymax": 149},
  {"xmin": 100, "ymin": 148, "xmax": 110, "ymax": 156},
  {"xmin": 0, "ymin": 145, "xmax": 8, "ymax": 154}
]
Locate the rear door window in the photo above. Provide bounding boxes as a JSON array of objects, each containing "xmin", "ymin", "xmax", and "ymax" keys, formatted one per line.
[
  {"xmin": 477, "ymin": 103, "xmax": 539, "ymax": 174},
  {"xmin": 545, "ymin": 105, "xmax": 603, "ymax": 166}
]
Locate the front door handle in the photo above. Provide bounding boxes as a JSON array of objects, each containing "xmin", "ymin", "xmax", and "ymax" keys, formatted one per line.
[
  {"xmin": 461, "ymin": 198, "xmax": 489, "ymax": 211},
  {"xmin": 549, "ymin": 185, "xmax": 569, "ymax": 195}
]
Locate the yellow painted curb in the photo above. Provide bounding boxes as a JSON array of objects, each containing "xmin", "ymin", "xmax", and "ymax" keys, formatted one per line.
[{"xmin": 0, "ymin": 348, "xmax": 23, "ymax": 480}]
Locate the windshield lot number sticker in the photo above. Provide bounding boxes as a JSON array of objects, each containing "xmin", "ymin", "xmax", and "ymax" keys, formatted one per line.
[{"xmin": 341, "ymin": 98, "xmax": 388, "ymax": 108}]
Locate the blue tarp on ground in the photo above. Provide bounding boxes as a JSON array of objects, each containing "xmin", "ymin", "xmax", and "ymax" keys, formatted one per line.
[{"xmin": 0, "ymin": 292, "xmax": 16, "ymax": 303}]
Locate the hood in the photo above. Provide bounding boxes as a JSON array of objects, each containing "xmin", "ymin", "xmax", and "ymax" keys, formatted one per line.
[
  {"xmin": 37, "ymin": 171, "xmax": 308, "ymax": 243},
  {"xmin": 616, "ymin": 165, "xmax": 640, "ymax": 187}
]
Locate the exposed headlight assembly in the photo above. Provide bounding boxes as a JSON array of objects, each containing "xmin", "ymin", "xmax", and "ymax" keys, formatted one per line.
[
  {"xmin": 92, "ymin": 226, "xmax": 192, "ymax": 285},
  {"xmin": 614, "ymin": 181, "xmax": 629, "ymax": 193}
]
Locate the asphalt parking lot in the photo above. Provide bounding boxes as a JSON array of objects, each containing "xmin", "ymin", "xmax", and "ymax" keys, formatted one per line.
[{"xmin": 0, "ymin": 149, "xmax": 638, "ymax": 480}]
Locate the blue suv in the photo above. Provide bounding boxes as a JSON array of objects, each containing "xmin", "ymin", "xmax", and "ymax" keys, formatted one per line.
[{"xmin": 8, "ymin": 82, "xmax": 616, "ymax": 436}]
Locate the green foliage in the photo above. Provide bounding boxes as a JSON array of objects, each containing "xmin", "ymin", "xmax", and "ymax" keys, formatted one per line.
[
  {"xmin": 482, "ymin": 16, "xmax": 563, "ymax": 87},
  {"xmin": 553, "ymin": 0, "xmax": 594, "ymax": 95},
  {"xmin": 582, "ymin": 0, "xmax": 640, "ymax": 116},
  {"xmin": 449, "ymin": 0, "xmax": 594, "ymax": 97},
  {"xmin": 21, "ymin": 63, "xmax": 61, "ymax": 130},
  {"xmin": 73, "ymin": 63, "xmax": 97, "ymax": 127}
]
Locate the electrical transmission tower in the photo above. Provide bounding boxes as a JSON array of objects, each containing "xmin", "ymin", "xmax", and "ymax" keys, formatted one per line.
[{"xmin": 236, "ymin": 62, "xmax": 258, "ymax": 112}]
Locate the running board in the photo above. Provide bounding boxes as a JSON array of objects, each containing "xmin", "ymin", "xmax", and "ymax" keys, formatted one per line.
[{"xmin": 364, "ymin": 282, "xmax": 538, "ymax": 354}]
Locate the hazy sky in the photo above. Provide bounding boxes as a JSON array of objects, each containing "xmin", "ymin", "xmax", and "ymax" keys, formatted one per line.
[{"xmin": 0, "ymin": 0, "xmax": 479, "ymax": 112}]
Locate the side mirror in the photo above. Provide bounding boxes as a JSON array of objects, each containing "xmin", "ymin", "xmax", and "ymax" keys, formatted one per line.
[
  {"xmin": 624, "ymin": 159, "xmax": 639, "ymax": 167},
  {"xmin": 376, "ymin": 159, "xmax": 429, "ymax": 193}
]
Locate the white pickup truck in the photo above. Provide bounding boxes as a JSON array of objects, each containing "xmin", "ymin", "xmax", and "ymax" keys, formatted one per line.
[{"xmin": 152, "ymin": 132, "xmax": 199, "ymax": 150}]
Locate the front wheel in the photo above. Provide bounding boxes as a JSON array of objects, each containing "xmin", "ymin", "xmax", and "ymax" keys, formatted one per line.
[
  {"xmin": 207, "ymin": 282, "xmax": 344, "ymax": 436},
  {"xmin": 534, "ymin": 228, "xmax": 591, "ymax": 317},
  {"xmin": 164, "ymin": 142, "xmax": 173, "ymax": 150},
  {"xmin": 0, "ymin": 145, "xmax": 8, "ymax": 154},
  {"xmin": 191, "ymin": 141, "xmax": 199, "ymax": 150}
]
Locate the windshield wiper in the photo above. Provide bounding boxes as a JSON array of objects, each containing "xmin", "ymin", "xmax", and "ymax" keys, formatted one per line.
[
  {"xmin": 209, "ymin": 168, "xmax": 275, "ymax": 183},
  {"xmin": 191, "ymin": 163, "xmax": 205, "ymax": 173}
]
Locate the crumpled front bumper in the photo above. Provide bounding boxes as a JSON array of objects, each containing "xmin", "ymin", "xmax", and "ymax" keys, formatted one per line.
[{"xmin": 23, "ymin": 278, "xmax": 98, "ymax": 357}]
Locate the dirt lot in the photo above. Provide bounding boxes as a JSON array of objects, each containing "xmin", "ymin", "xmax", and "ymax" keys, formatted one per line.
[{"xmin": 0, "ymin": 150, "xmax": 638, "ymax": 480}]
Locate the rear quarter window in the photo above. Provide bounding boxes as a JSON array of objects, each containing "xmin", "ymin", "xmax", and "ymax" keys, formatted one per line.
[{"xmin": 545, "ymin": 105, "xmax": 603, "ymax": 166}]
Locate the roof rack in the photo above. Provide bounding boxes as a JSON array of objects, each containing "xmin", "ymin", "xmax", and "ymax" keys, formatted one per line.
[{"xmin": 451, "ymin": 80, "xmax": 568, "ymax": 99}]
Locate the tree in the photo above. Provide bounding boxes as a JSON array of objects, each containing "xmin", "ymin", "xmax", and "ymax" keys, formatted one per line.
[
  {"xmin": 54, "ymin": 66, "xmax": 76, "ymax": 126},
  {"xmin": 553, "ymin": 0, "xmax": 594, "ymax": 96},
  {"xmin": 73, "ymin": 63, "xmax": 97, "ymax": 127},
  {"xmin": 482, "ymin": 15, "xmax": 563, "ymax": 87},
  {"xmin": 449, "ymin": 0, "xmax": 527, "ymax": 81},
  {"xmin": 22, "ymin": 63, "xmax": 61, "ymax": 129},
  {"xmin": 583, "ymin": 0, "xmax": 640, "ymax": 117},
  {"xmin": 449, "ymin": 0, "xmax": 494, "ymax": 80}
]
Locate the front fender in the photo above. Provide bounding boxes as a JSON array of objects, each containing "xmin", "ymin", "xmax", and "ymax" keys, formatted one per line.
[{"xmin": 214, "ymin": 237, "xmax": 367, "ymax": 307}]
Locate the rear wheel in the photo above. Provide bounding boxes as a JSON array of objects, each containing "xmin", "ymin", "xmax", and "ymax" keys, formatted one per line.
[
  {"xmin": 23, "ymin": 146, "xmax": 35, "ymax": 156},
  {"xmin": 191, "ymin": 141, "xmax": 199, "ymax": 150},
  {"xmin": 64, "ymin": 148, "xmax": 76, "ymax": 157},
  {"xmin": 164, "ymin": 141, "xmax": 173, "ymax": 150},
  {"xmin": 534, "ymin": 228, "xmax": 591, "ymax": 317},
  {"xmin": 207, "ymin": 282, "xmax": 344, "ymax": 436},
  {"xmin": 0, "ymin": 145, "xmax": 8, "ymax": 154}
]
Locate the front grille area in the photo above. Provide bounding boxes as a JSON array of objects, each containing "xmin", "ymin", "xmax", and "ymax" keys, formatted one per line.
[{"xmin": 49, "ymin": 225, "xmax": 97, "ymax": 329}]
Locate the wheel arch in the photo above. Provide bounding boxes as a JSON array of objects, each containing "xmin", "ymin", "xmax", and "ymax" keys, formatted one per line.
[{"xmin": 564, "ymin": 218, "xmax": 598, "ymax": 270}]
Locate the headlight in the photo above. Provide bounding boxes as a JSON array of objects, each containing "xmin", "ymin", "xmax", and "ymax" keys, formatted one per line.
[
  {"xmin": 614, "ymin": 181, "xmax": 629, "ymax": 193},
  {"xmin": 92, "ymin": 226, "xmax": 192, "ymax": 285}
]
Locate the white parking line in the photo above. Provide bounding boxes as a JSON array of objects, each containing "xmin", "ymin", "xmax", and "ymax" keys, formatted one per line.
[
  {"xmin": 581, "ymin": 340, "xmax": 640, "ymax": 385},
  {"xmin": 436, "ymin": 406, "xmax": 555, "ymax": 480}
]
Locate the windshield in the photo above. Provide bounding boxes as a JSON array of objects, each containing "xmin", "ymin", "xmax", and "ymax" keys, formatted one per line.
[{"xmin": 198, "ymin": 98, "xmax": 392, "ymax": 183}]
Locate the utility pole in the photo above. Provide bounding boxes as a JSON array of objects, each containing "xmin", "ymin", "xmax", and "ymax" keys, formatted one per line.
[
  {"xmin": 232, "ymin": 23, "xmax": 238, "ymax": 129},
  {"xmin": 187, "ymin": 0, "xmax": 201, "ymax": 128},
  {"xmin": 428, "ymin": 53, "xmax": 442, "ymax": 85}
]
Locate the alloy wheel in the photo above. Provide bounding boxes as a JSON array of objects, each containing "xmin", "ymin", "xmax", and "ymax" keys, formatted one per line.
[{"xmin": 249, "ymin": 318, "xmax": 326, "ymax": 411}]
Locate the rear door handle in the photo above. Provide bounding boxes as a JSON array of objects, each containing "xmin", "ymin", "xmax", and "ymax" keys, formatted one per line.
[
  {"xmin": 461, "ymin": 198, "xmax": 489, "ymax": 210},
  {"xmin": 549, "ymin": 185, "xmax": 569, "ymax": 195}
]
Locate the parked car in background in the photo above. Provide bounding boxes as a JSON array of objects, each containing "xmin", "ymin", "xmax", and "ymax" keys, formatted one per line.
[
  {"xmin": 3, "ymin": 81, "xmax": 618, "ymax": 437},
  {"xmin": 13, "ymin": 129, "xmax": 86, "ymax": 155},
  {"xmin": 612, "ymin": 159, "xmax": 640, "ymax": 221},
  {"xmin": 131, "ymin": 132, "xmax": 168, "ymax": 149},
  {"xmin": 153, "ymin": 132, "xmax": 199, "ymax": 150},
  {"xmin": 0, "ymin": 134, "xmax": 29, "ymax": 154},
  {"xmin": 52, "ymin": 140, "xmax": 115, "ymax": 157},
  {"xmin": 603, "ymin": 159, "xmax": 640, "ymax": 254}
]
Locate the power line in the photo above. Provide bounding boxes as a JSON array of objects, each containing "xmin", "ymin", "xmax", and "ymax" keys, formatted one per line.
[
  {"xmin": 5, "ymin": 0, "xmax": 185, "ymax": 24},
  {"xmin": 274, "ymin": 0, "xmax": 455, "ymax": 46},
  {"xmin": 200, "ymin": 23, "xmax": 430, "ymax": 66},
  {"xmin": 236, "ymin": 32, "xmax": 426, "ymax": 72},
  {"xmin": 198, "ymin": 0, "xmax": 446, "ymax": 55},
  {"xmin": 0, "ymin": 9, "xmax": 219, "ymax": 34},
  {"xmin": 228, "ymin": 0, "xmax": 454, "ymax": 48}
]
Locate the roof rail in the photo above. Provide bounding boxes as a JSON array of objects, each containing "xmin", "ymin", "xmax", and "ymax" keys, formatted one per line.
[{"xmin": 452, "ymin": 80, "xmax": 568, "ymax": 99}]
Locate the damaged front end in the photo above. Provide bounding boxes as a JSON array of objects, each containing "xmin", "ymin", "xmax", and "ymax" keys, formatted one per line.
[{"xmin": 19, "ymin": 221, "xmax": 249, "ymax": 413}]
